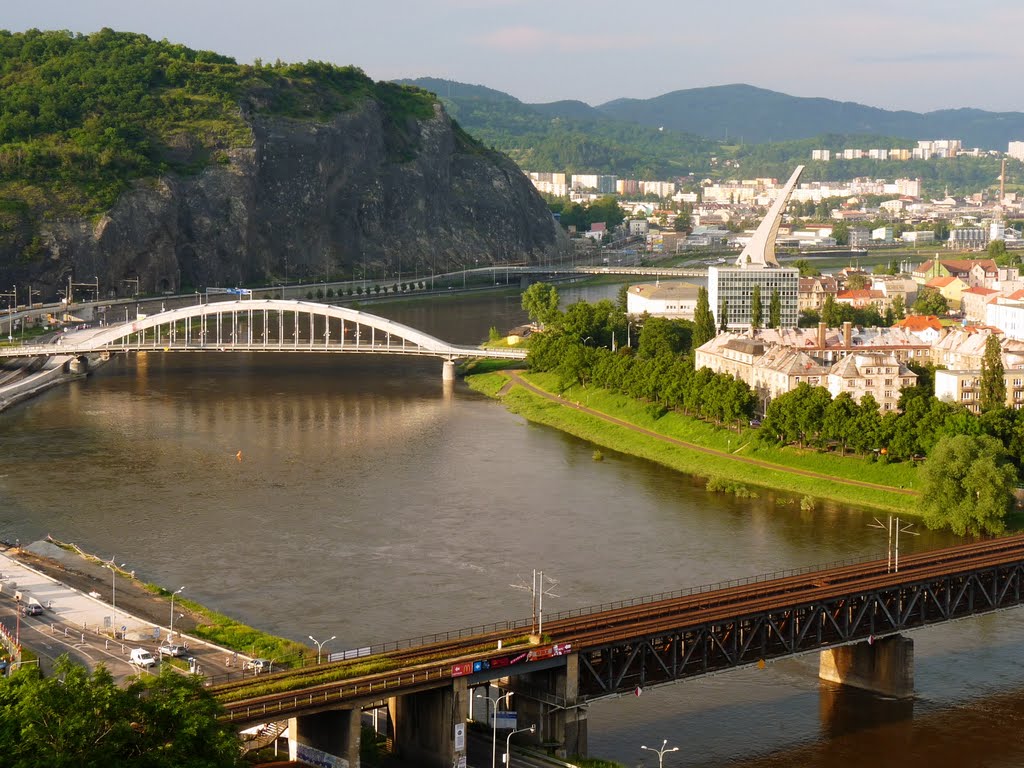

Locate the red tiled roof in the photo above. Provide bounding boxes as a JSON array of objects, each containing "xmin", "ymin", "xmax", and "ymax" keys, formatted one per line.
[
  {"xmin": 898, "ymin": 315, "xmax": 943, "ymax": 332},
  {"xmin": 962, "ymin": 286, "xmax": 998, "ymax": 296},
  {"xmin": 926, "ymin": 276, "xmax": 957, "ymax": 288}
]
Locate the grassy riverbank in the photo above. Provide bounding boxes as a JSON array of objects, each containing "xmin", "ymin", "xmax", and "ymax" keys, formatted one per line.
[{"xmin": 467, "ymin": 371, "xmax": 918, "ymax": 514}]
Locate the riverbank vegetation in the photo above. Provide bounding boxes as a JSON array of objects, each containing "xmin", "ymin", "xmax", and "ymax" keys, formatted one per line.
[{"xmin": 487, "ymin": 283, "xmax": 1022, "ymax": 532}]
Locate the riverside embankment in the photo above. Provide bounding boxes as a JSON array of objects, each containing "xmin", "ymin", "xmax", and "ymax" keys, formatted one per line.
[{"xmin": 470, "ymin": 369, "xmax": 918, "ymax": 515}]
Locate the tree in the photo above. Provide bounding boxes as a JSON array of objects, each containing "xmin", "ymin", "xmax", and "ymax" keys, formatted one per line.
[
  {"xmin": 718, "ymin": 299, "xmax": 729, "ymax": 331},
  {"xmin": 521, "ymin": 282, "xmax": 561, "ymax": 328},
  {"xmin": 979, "ymin": 334, "xmax": 1006, "ymax": 413},
  {"xmin": 845, "ymin": 273, "xmax": 870, "ymax": 290},
  {"xmin": 637, "ymin": 316, "xmax": 693, "ymax": 358},
  {"xmin": 822, "ymin": 294, "xmax": 841, "ymax": 327},
  {"xmin": 693, "ymin": 287, "xmax": 716, "ymax": 347},
  {"xmin": 913, "ymin": 287, "xmax": 948, "ymax": 316},
  {"xmin": 831, "ymin": 220, "xmax": 849, "ymax": 245},
  {"xmin": 792, "ymin": 259, "xmax": 821, "ymax": 277},
  {"xmin": 749, "ymin": 285, "xmax": 763, "ymax": 329},
  {"xmin": 821, "ymin": 392, "xmax": 858, "ymax": 455},
  {"xmin": 890, "ymin": 294, "xmax": 906, "ymax": 321},
  {"xmin": 920, "ymin": 434, "xmax": 1016, "ymax": 535},
  {"xmin": 1, "ymin": 658, "xmax": 241, "ymax": 768},
  {"xmin": 769, "ymin": 289, "xmax": 781, "ymax": 328}
]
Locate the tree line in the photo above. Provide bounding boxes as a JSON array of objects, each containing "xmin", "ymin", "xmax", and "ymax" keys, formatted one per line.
[{"xmin": 521, "ymin": 285, "xmax": 1021, "ymax": 535}]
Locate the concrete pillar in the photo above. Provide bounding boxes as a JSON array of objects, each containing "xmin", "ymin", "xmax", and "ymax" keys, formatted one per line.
[
  {"xmin": 288, "ymin": 708, "xmax": 361, "ymax": 767},
  {"xmin": 509, "ymin": 654, "xmax": 588, "ymax": 760},
  {"xmin": 388, "ymin": 678, "xmax": 468, "ymax": 768},
  {"xmin": 819, "ymin": 634, "xmax": 914, "ymax": 698},
  {"xmin": 442, "ymin": 360, "xmax": 455, "ymax": 383}
]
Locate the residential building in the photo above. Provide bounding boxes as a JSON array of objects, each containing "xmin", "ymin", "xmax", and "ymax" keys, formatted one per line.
[
  {"xmin": 961, "ymin": 286, "xmax": 1000, "ymax": 322},
  {"xmin": 757, "ymin": 322, "xmax": 931, "ymax": 363},
  {"xmin": 1008, "ymin": 141, "xmax": 1024, "ymax": 162},
  {"xmin": 935, "ymin": 368, "xmax": 1024, "ymax": 412},
  {"xmin": 694, "ymin": 329, "xmax": 917, "ymax": 412},
  {"xmin": 798, "ymin": 276, "xmax": 838, "ymax": 312},
  {"xmin": 871, "ymin": 226, "xmax": 894, "ymax": 242},
  {"xmin": 895, "ymin": 315, "xmax": 943, "ymax": 343},
  {"xmin": 836, "ymin": 289, "xmax": 885, "ymax": 310},
  {"xmin": 849, "ymin": 227, "xmax": 871, "ymax": 247},
  {"xmin": 626, "ymin": 281, "xmax": 700, "ymax": 319},
  {"xmin": 812, "ymin": 149, "xmax": 831, "ymax": 161},
  {"xmin": 827, "ymin": 352, "xmax": 917, "ymax": 412},
  {"xmin": 901, "ymin": 230, "xmax": 935, "ymax": 243},
  {"xmin": 925, "ymin": 275, "xmax": 968, "ymax": 310}
]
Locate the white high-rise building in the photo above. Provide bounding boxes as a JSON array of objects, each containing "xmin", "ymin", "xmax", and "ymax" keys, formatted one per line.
[{"xmin": 1009, "ymin": 142, "xmax": 1024, "ymax": 162}]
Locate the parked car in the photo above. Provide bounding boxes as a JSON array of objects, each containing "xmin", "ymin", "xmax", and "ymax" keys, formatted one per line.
[
  {"xmin": 158, "ymin": 643, "xmax": 187, "ymax": 658},
  {"xmin": 19, "ymin": 603, "xmax": 44, "ymax": 617},
  {"xmin": 244, "ymin": 658, "xmax": 272, "ymax": 673},
  {"xmin": 129, "ymin": 648, "xmax": 157, "ymax": 668}
]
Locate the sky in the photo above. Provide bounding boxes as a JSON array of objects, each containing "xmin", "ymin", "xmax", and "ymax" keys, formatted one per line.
[{"xmin": 6, "ymin": 1, "xmax": 1024, "ymax": 113}]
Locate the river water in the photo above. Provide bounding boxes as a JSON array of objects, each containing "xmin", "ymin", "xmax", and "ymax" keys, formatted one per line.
[{"xmin": 2, "ymin": 285, "xmax": 1024, "ymax": 767}]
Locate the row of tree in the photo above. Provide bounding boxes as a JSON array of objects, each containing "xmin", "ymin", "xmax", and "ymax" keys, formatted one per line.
[{"xmin": 520, "ymin": 285, "xmax": 1019, "ymax": 534}]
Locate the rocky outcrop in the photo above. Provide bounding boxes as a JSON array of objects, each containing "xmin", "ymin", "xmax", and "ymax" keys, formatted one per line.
[{"xmin": 17, "ymin": 101, "xmax": 568, "ymax": 296}]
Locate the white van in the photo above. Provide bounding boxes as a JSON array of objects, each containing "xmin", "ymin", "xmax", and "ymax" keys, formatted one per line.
[{"xmin": 129, "ymin": 648, "xmax": 156, "ymax": 668}]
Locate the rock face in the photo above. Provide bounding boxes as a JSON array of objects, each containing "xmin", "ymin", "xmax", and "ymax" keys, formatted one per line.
[{"xmin": 24, "ymin": 101, "xmax": 568, "ymax": 296}]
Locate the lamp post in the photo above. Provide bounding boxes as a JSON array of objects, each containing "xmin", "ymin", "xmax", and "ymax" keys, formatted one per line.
[
  {"xmin": 504, "ymin": 724, "xmax": 535, "ymax": 766},
  {"xmin": 641, "ymin": 739, "xmax": 679, "ymax": 768},
  {"xmin": 169, "ymin": 586, "xmax": 185, "ymax": 639},
  {"xmin": 107, "ymin": 560, "xmax": 126, "ymax": 622},
  {"xmin": 308, "ymin": 634, "xmax": 336, "ymax": 664},
  {"xmin": 475, "ymin": 688, "xmax": 514, "ymax": 768}
]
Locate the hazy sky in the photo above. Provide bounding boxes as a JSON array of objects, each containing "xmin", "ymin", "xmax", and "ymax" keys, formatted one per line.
[{"xmin": 6, "ymin": 1, "xmax": 1024, "ymax": 113}]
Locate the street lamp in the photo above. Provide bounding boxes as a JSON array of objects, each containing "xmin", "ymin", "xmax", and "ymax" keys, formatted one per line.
[
  {"xmin": 169, "ymin": 586, "xmax": 185, "ymax": 639},
  {"xmin": 107, "ymin": 560, "xmax": 126, "ymax": 622},
  {"xmin": 308, "ymin": 634, "xmax": 336, "ymax": 664},
  {"xmin": 641, "ymin": 739, "xmax": 679, "ymax": 768},
  {"xmin": 475, "ymin": 689, "xmax": 514, "ymax": 768},
  {"xmin": 504, "ymin": 724, "xmax": 535, "ymax": 766}
]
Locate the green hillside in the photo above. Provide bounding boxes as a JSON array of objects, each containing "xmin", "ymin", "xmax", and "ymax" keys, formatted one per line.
[
  {"xmin": 397, "ymin": 77, "xmax": 718, "ymax": 178},
  {"xmin": 0, "ymin": 29, "xmax": 437, "ymax": 217}
]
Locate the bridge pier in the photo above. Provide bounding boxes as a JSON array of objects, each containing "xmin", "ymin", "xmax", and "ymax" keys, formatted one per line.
[
  {"xmin": 288, "ymin": 707, "xmax": 361, "ymax": 767},
  {"xmin": 509, "ymin": 653, "xmax": 588, "ymax": 759},
  {"xmin": 388, "ymin": 676, "xmax": 468, "ymax": 768},
  {"xmin": 819, "ymin": 634, "xmax": 914, "ymax": 698},
  {"xmin": 442, "ymin": 359, "xmax": 455, "ymax": 383}
]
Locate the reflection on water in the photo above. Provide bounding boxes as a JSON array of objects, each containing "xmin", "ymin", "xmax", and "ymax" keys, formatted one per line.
[{"xmin": 0, "ymin": 290, "xmax": 1022, "ymax": 767}]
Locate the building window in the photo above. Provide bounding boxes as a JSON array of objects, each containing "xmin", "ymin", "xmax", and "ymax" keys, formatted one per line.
[
  {"xmin": 865, "ymin": 379, "xmax": 873, "ymax": 387},
  {"xmin": 885, "ymin": 379, "xmax": 893, "ymax": 386},
  {"xmin": 962, "ymin": 392, "xmax": 971, "ymax": 400},
  {"xmin": 885, "ymin": 391, "xmax": 893, "ymax": 399}
]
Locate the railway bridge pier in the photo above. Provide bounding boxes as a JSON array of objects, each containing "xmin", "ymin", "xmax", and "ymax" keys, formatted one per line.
[{"xmin": 819, "ymin": 634, "xmax": 915, "ymax": 698}]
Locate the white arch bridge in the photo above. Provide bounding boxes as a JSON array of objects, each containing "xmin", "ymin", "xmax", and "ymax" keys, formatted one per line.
[{"xmin": 0, "ymin": 299, "xmax": 527, "ymax": 378}]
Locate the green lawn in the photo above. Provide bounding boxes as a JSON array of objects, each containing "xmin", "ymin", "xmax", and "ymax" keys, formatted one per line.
[{"xmin": 469, "ymin": 372, "xmax": 920, "ymax": 515}]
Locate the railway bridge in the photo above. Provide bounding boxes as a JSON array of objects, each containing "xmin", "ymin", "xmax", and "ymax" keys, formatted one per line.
[
  {"xmin": 0, "ymin": 299, "xmax": 526, "ymax": 381},
  {"xmin": 213, "ymin": 534, "xmax": 1024, "ymax": 767}
]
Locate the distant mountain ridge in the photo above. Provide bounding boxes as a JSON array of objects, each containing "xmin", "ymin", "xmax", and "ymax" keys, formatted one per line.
[{"xmin": 398, "ymin": 79, "xmax": 1024, "ymax": 149}]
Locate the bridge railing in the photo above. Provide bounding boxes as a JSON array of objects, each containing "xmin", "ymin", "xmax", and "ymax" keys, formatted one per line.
[{"xmin": 336, "ymin": 553, "xmax": 884, "ymax": 660}]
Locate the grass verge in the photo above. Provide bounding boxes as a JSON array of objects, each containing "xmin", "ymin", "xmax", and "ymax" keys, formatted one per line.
[{"xmin": 467, "ymin": 372, "xmax": 919, "ymax": 515}]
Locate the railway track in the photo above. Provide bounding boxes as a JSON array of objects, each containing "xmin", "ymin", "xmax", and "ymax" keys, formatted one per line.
[{"xmin": 215, "ymin": 535, "xmax": 1024, "ymax": 721}]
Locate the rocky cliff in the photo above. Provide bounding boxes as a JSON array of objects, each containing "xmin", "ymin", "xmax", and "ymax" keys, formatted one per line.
[{"xmin": 9, "ymin": 99, "xmax": 568, "ymax": 297}]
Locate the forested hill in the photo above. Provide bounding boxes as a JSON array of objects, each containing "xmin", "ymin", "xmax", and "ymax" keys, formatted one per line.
[
  {"xmin": 394, "ymin": 77, "xmax": 719, "ymax": 179},
  {"xmin": 0, "ymin": 29, "xmax": 440, "ymax": 214},
  {"xmin": 597, "ymin": 84, "xmax": 1024, "ymax": 149},
  {"xmin": 0, "ymin": 30, "xmax": 567, "ymax": 297}
]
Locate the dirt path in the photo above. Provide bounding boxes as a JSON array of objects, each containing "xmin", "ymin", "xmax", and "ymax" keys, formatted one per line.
[{"xmin": 503, "ymin": 371, "xmax": 917, "ymax": 497}]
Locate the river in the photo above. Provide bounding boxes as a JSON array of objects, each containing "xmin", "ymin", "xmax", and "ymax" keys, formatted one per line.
[{"xmin": 1, "ymin": 285, "xmax": 1023, "ymax": 767}]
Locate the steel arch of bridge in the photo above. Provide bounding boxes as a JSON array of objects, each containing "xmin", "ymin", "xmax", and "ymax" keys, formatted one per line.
[
  {"xmin": 577, "ymin": 560, "xmax": 1024, "ymax": 699},
  {"xmin": 0, "ymin": 299, "xmax": 527, "ymax": 361}
]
